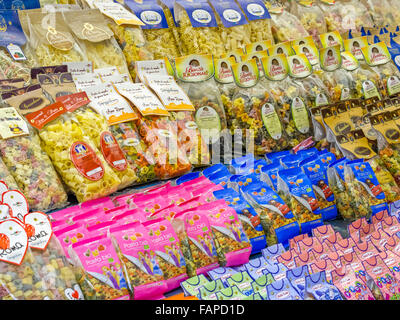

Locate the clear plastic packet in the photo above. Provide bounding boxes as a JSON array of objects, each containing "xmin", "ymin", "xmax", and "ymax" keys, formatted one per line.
[
  {"xmin": 230, "ymin": 59, "xmax": 290, "ymax": 154},
  {"xmin": 174, "ymin": 54, "xmax": 228, "ymax": 152},
  {"xmin": 262, "ymin": 54, "xmax": 314, "ymax": 147},
  {"xmin": 304, "ymin": 271, "xmax": 343, "ymax": 300},
  {"xmin": 240, "ymin": 178, "xmax": 300, "ymax": 247},
  {"xmin": 158, "ymin": 0, "xmax": 183, "ymax": 55},
  {"xmin": 0, "ymin": 107, "xmax": 68, "ymax": 212},
  {"xmin": 109, "ymin": 222, "xmax": 168, "ymax": 300},
  {"xmin": 27, "ymin": 102, "xmax": 121, "ymax": 203},
  {"xmin": 62, "ymin": 9, "xmax": 130, "ymax": 76},
  {"xmin": 173, "ymin": 0, "xmax": 225, "ymax": 57},
  {"xmin": 209, "ymin": 0, "xmax": 251, "ymax": 53},
  {"xmin": 26, "ymin": 11, "xmax": 87, "ymax": 66},
  {"xmin": 269, "ymin": 9, "xmax": 309, "ymax": 43},
  {"xmin": 317, "ymin": 0, "xmax": 374, "ymax": 34},
  {"xmin": 144, "ymin": 74, "xmax": 210, "ymax": 167},
  {"xmin": 0, "ymin": 10, "xmax": 34, "ymax": 82},
  {"xmin": 69, "ymin": 235, "xmax": 131, "ymax": 300},
  {"xmin": 289, "ymin": 0, "xmax": 327, "ymax": 48},
  {"xmin": 114, "ymin": 82, "xmax": 192, "ymax": 180},
  {"xmin": 56, "ymin": 92, "xmax": 138, "ymax": 190},
  {"xmin": 125, "ymin": 1, "xmax": 180, "ymax": 60},
  {"xmin": 236, "ymin": 0, "xmax": 273, "ymax": 44},
  {"xmin": 361, "ymin": 0, "xmax": 396, "ymax": 27}
]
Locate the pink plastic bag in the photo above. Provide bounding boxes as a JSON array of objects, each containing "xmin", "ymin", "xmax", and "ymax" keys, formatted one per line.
[
  {"xmin": 54, "ymin": 224, "xmax": 90, "ymax": 262},
  {"xmin": 369, "ymin": 228, "xmax": 392, "ymax": 251},
  {"xmin": 72, "ymin": 208, "xmax": 107, "ymax": 228},
  {"xmin": 294, "ymin": 250, "xmax": 317, "ymax": 268},
  {"xmin": 297, "ymin": 237, "xmax": 321, "ymax": 254},
  {"xmin": 312, "ymin": 224, "xmax": 335, "ymax": 242},
  {"xmin": 276, "ymin": 248, "xmax": 298, "ymax": 269},
  {"xmin": 322, "ymin": 232, "xmax": 343, "ymax": 250},
  {"xmin": 333, "ymin": 237, "xmax": 358, "ymax": 255},
  {"xmin": 378, "ymin": 217, "xmax": 400, "ymax": 237},
  {"xmin": 80, "ymin": 197, "xmax": 115, "ymax": 211}
]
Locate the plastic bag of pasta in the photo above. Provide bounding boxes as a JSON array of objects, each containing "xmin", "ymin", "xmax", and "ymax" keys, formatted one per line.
[
  {"xmin": 0, "ymin": 10, "xmax": 34, "ymax": 82},
  {"xmin": 55, "ymin": 92, "xmax": 138, "ymax": 190},
  {"xmin": 236, "ymin": 0, "xmax": 273, "ymax": 44},
  {"xmin": 173, "ymin": 0, "xmax": 225, "ymax": 57},
  {"xmin": 289, "ymin": 0, "xmax": 327, "ymax": 48},
  {"xmin": 145, "ymin": 74, "xmax": 210, "ymax": 167},
  {"xmin": 269, "ymin": 9, "xmax": 309, "ymax": 43},
  {"xmin": 361, "ymin": 0, "xmax": 396, "ymax": 27},
  {"xmin": 174, "ymin": 54, "xmax": 228, "ymax": 153},
  {"xmin": 125, "ymin": 0, "xmax": 180, "ymax": 60},
  {"xmin": 62, "ymin": 9, "xmax": 130, "ymax": 76},
  {"xmin": 230, "ymin": 58, "xmax": 290, "ymax": 155},
  {"xmin": 349, "ymin": 59, "xmax": 382, "ymax": 100},
  {"xmin": 0, "ymin": 157, "xmax": 18, "ymax": 191},
  {"xmin": 114, "ymin": 81, "xmax": 192, "ymax": 180},
  {"xmin": 0, "ymin": 107, "xmax": 68, "ymax": 212},
  {"xmin": 261, "ymin": 54, "xmax": 314, "ymax": 147},
  {"xmin": 361, "ymin": 42, "xmax": 400, "ymax": 99},
  {"xmin": 26, "ymin": 11, "xmax": 87, "ymax": 66},
  {"xmin": 25, "ymin": 101, "xmax": 121, "ymax": 203}
]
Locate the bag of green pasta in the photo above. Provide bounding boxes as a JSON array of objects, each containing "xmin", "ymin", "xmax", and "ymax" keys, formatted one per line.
[{"xmin": 230, "ymin": 58, "xmax": 289, "ymax": 155}]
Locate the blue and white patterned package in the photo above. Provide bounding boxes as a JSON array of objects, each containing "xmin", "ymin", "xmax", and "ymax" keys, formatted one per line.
[
  {"xmin": 262, "ymin": 243, "xmax": 286, "ymax": 263},
  {"xmin": 207, "ymin": 267, "xmax": 238, "ymax": 287},
  {"xmin": 286, "ymin": 265, "xmax": 310, "ymax": 299},
  {"xmin": 304, "ymin": 271, "xmax": 343, "ymax": 300},
  {"xmin": 267, "ymin": 278, "xmax": 303, "ymax": 300}
]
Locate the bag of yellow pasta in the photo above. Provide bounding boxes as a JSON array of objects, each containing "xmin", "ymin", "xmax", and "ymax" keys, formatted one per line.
[
  {"xmin": 269, "ymin": 8, "xmax": 309, "ymax": 43},
  {"xmin": 25, "ymin": 101, "xmax": 121, "ymax": 203},
  {"xmin": 124, "ymin": 0, "xmax": 180, "ymax": 60},
  {"xmin": 237, "ymin": 0, "xmax": 274, "ymax": 44},
  {"xmin": 0, "ymin": 10, "xmax": 34, "ymax": 82},
  {"xmin": 62, "ymin": 9, "xmax": 130, "ymax": 76},
  {"xmin": 0, "ymin": 107, "xmax": 68, "ymax": 212},
  {"xmin": 230, "ymin": 59, "xmax": 290, "ymax": 155},
  {"xmin": 26, "ymin": 11, "xmax": 86, "ymax": 66},
  {"xmin": 173, "ymin": 0, "xmax": 225, "ymax": 57},
  {"xmin": 55, "ymin": 92, "xmax": 138, "ymax": 190},
  {"xmin": 361, "ymin": 0, "xmax": 396, "ymax": 27}
]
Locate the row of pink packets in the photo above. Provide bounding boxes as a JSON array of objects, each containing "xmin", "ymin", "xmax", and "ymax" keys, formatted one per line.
[{"xmin": 49, "ymin": 176, "xmax": 252, "ymax": 300}]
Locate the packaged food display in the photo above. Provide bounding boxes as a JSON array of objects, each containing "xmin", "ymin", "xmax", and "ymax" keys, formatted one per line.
[
  {"xmin": 304, "ymin": 271, "xmax": 342, "ymax": 300},
  {"xmin": 125, "ymin": 1, "xmax": 180, "ymax": 60},
  {"xmin": 114, "ymin": 82, "xmax": 192, "ymax": 179},
  {"xmin": 0, "ymin": 157, "xmax": 18, "ymax": 191},
  {"xmin": 62, "ymin": 9, "xmax": 130, "ymax": 76},
  {"xmin": 175, "ymin": 54, "xmax": 228, "ymax": 150},
  {"xmin": 262, "ymin": 54, "xmax": 314, "ymax": 147},
  {"xmin": 269, "ymin": 9, "xmax": 309, "ymax": 43},
  {"xmin": 26, "ymin": 102, "xmax": 121, "ymax": 203},
  {"xmin": 236, "ymin": 0, "xmax": 273, "ymax": 44},
  {"xmin": 27, "ymin": 11, "xmax": 87, "ymax": 66},
  {"xmin": 173, "ymin": 0, "xmax": 225, "ymax": 57},
  {"xmin": 289, "ymin": 1, "xmax": 327, "ymax": 47},
  {"xmin": 361, "ymin": 0, "xmax": 396, "ymax": 27}
]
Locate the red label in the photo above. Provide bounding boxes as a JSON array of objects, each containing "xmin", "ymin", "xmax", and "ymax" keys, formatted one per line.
[
  {"xmin": 100, "ymin": 131, "xmax": 128, "ymax": 171},
  {"xmin": 56, "ymin": 92, "xmax": 91, "ymax": 112},
  {"xmin": 25, "ymin": 101, "xmax": 66, "ymax": 130},
  {"xmin": 70, "ymin": 141, "xmax": 105, "ymax": 181}
]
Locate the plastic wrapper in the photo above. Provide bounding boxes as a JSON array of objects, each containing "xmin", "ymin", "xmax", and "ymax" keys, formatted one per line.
[
  {"xmin": 27, "ymin": 11, "xmax": 87, "ymax": 66},
  {"xmin": 289, "ymin": 1, "xmax": 327, "ymax": 47},
  {"xmin": 62, "ymin": 9, "xmax": 130, "ymax": 75},
  {"xmin": 361, "ymin": 0, "xmax": 396, "ymax": 27},
  {"xmin": 30, "ymin": 102, "xmax": 121, "ymax": 203},
  {"xmin": 230, "ymin": 59, "xmax": 290, "ymax": 154},
  {"xmin": 0, "ymin": 157, "xmax": 18, "ymax": 191},
  {"xmin": 317, "ymin": 0, "xmax": 374, "ymax": 34},
  {"xmin": 173, "ymin": 0, "xmax": 225, "ymax": 57},
  {"xmin": 293, "ymin": 73, "xmax": 331, "ymax": 109},
  {"xmin": 270, "ymin": 10, "xmax": 309, "ymax": 43},
  {"xmin": 348, "ymin": 61, "xmax": 382, "ymax": 100}
]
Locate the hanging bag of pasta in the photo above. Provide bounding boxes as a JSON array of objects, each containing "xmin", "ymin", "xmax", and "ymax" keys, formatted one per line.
[
  {"xmin": 269, "ymin": 7, "xmax": 309, "ymax": 43},
  {"xmin": 26, "ymin": 11, "xmax": 87, "ymax": 66},
  {"xmin": 62, "ymin": 9, "xmax": 130, "ymax": 76},
  {"xmin": 124, "ymin": 0, "xmax": 180, "ymax": 61},
  {"xmin": 25, "ymin": 101, "xmax": 121, "ymax": 203},
  {"xmin": 144, "ymin": 74, "xmax": 210, "ymax": 167},
  {"xmin": 173, "ymin": 0, "xmax": 225, "ymax": 57},
  {"xmin": 0, "ymin": 107, "xmax": 68, "ymax": 212},
  {"xmin": 114, "ymin": 81, "xmax": 192, "ymax": 180},
  {"xmin": 361, "ymin": 0, "xmax": 396, "ymax": 28},
  {"xmin": 230, "ymin": 58, "xmax": 289, "ymax": 154}
]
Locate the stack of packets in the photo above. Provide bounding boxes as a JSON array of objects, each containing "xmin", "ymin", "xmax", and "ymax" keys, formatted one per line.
[{"xmin": 180, "ymin": 212, "xmax": 400, "ymax": 300}]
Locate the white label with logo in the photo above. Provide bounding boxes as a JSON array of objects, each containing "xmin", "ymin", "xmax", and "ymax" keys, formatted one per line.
[
  {"xmin": 192, "ymin": 9, "xmax": 212, "ymax": 24},
  {"xmin": 247, "ymin": 3, "xmax": 264, "ymax": 16},
  {"xmin": 24, "ymin": 211, "xmax": 53, "ymax": 250},
  {"xmin": 2, "ymin": 190, "xmax": 29, "ymax": 223},
  {"xmin": 140, "ymin": 10, "xmax": 162, "ymax": 25},
  {"xmin": 0, "ymin": 219, "xmax": 28, "ymax": 265}
]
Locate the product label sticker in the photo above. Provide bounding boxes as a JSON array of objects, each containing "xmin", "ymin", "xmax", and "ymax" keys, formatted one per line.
[
  {"xmin": 0, "ymin": 219, "xmax": 28, "ymax": 266},
  {"xmin": 73, "ymin": 73, "xmax": 103, "ymax": 91},
  {"xmin": 291, "ymin": 97, "xmax": 310, "ymax": 133},
  {"xmin": 268, "ymin": 42, "xmax": 295, "ymax": 57},
  {"xmin": 340, "ymin": 51, "xmax": 359, "ymax": 71},
  {"xmin": 175, "ymin": 0, "xmax": 218, "ymax": 28},
  {"xmin": 362, "ymin": 80, "xmax": 381, "ymax": 99},
  {"xmin": 135, "ymin": 59, "xmax": 169, "ymax": 83},
  {"xmin": 214, "ymin": 57, "xmax": 235, "ymax": 84},
  {"xmin": 231, "ymin": 59, "xmax": 259, "ymax": 88},
  {"xmin": 24, "ymin": 211, "xmax": 53, "ymax": 250},
  {"xmin": 344, "ymin": 37, "xmax": 369, "ymax": 60},
  {"xmin": 6, "ymin": 43, "xmax": 26, "ymax": 61},
  {"xmin": 361, "ymin": 42, "xmax": 391, "ymax": 66},
  {"xmin": 241, "ymin": 51, "xmax": 268, "ymax": 76},
  {"xmin": 125, "ymin": 1, "xmax": 169, "ymax": 30},
  {"xmin": 175, "ymin": 54, "xmax": 214, "ymax": 82},
  {"xmin": 100, "ymin": 131, "xmax": 128, "ymax": 171},
  {"xmin": 212, "ymin": 0, "xmax": 248, "ymax": 28},
  {"xmin": 195, "ymin": 106, "xmax": 222, "ymax": 144},
  {"xmin": 320, "ymin": 45, "xmax": 341, "ymax": 72},
  {"xmin": 320, "ymin": 31, "xmax": 343, "ymax": 50},
  {"xmin": 70, "ymin": 141, "xmax": 105, "ymax": 181},
  {"xmin": 236, "ymin": 0, "xmax": 271, "ymax": 21},
  {"xmin": 94, "ymin": 2, "xmax": 144, "ymax": 26},
  {"xmin": 0, "ymin": 107, "xmax": 29, "ymax": 139},
  {"xmin": 25, "ymin": 101, "xmax": 66, "ymax": 130},
  {"xmin": 261, "ymin": 54, "xmax": 289, "ymax": 81},
  {"xmin": 287, "ymin": 54, "xmax": 312, "ymax": 78},
  {"xmin": 245, "ymin": 40, "xmax": 272, "ymax": 54},
  {"xmin": 292, "ymin": 43, "xmax": 319, "ymax": 65},
  {"xmin": 291, "ymin": 36, "xmax": 315, "ymax": 47},
  {"xmin": 2, "ymin": 190, "xmax": 29, "ymax": 223},
  {"xmin": 0, "ymin": 203, "xmax": 12, "ymax": 222},
  {"xmin": 65, "ymin": 62, "xmax": 93, "ymax": 76},
  {"xmin": 261, "ymin": 103, "xmax": 282, "ymax": 140}
]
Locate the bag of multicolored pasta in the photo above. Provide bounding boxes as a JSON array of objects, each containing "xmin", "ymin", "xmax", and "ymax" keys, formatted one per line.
[
  {"xmin": 62, "ymin": 9, "xmax": 130, "ymax": 76},
  {"xmin": 173, "ymin": 0, "xmax": 225, "ymax": 57},
  {"xmin": 144, "ymin": 218, "xmax": 189, "ymax": 291},
  {"xmin": 236, "ymin": 0, "xmax": 273, "ymax": 44},
  {"xmin": 240, "ymin": 179, "xmax": 301, "ymax": 247},
  {"xmin": 115, "ymin": 81, "xmax": 192, "ymax": 180},
  {"xmin": 269, "ymin": 7, "xmax": 309, "ymax": 43},
  {"xmin": 26, "ymin": 101, "xmax": 121, "ymax": 203},
  {"xmin": 289, "ymin": 0, "xmax": 327, "ymax": 48},
  {"xmin": 26, "ymin": 11, "xmax": 86, "ymax": 66},
  {"xmin": 124, "ymin": 0, "xmax": 180, "ymax": 61},
  {"xmin": 69, "ymin": 235, "xmax": 131, "ymax": 300},
  {"xmin": 229, "ymin": 58, "xmax": 289, "ymax": 155},
  {"xmin": 109, "ymin": 222, "xmax": 168, "ymax": 300},
  {"xmin": 361, "ymin": 42, "xmax": 400, "ymax": 99},
  {"xmin": 144, "ymin": 74, "xmax": 210, "ymax": 167},
  {"xmin": 0, "ymin": 10, "xmax": 34, "ymax": 82},
  {"xmin": 174, "ymin": 54, "xmax": 229, "ymax": 154},
  {"xmin": 277, "ymin": 167, "xmax": 324, "ymax": 234},
  {"xmin": 261, "ymin": 54, "xmax": 313, "ymax": 147}
]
